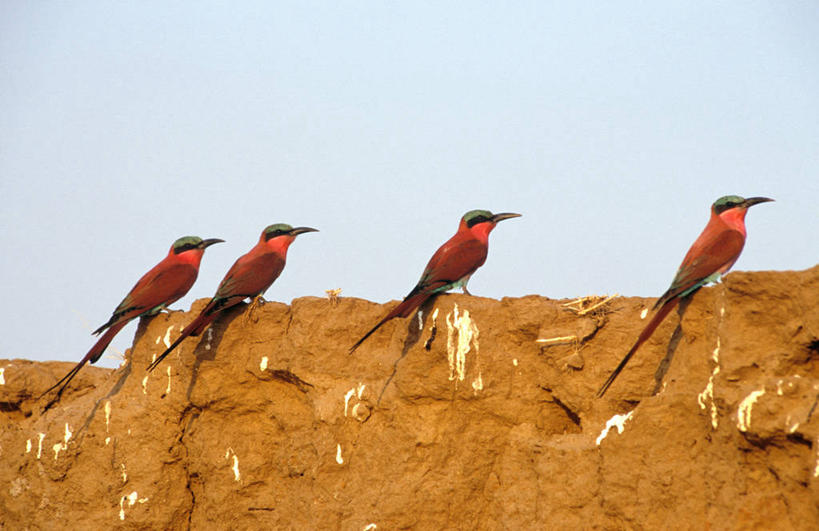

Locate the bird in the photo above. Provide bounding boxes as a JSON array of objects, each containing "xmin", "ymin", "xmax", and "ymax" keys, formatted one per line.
[
  {"xmin": 42, "ymin": 236, "xmax": 224, "ymax": 399},
  {"xmin": 147, "ymin": 223, "xmax": 318, "ymax": 372},
  {"xmin": 349, "ymin": 209, "xmax": 521, "ymax": 353},
  {"xmin": 597, "ymin": 195, "xmax": 773, "ymax": 397}
]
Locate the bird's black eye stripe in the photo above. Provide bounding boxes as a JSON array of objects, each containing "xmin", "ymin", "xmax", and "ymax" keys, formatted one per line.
[
  {"xmin": 466, "ymin": 215, "xmax": 490, "ymax": 228},
  {"xmin": 714, "ymin": 201, "xmax": 739, "ymax": 215},
  {"xmin": 174, "ymin": 243, "xmax": 199, "ymax": 254},
  {"xmin": 264, "ymin": 229, "xmax": 289, "ymax": 241}
]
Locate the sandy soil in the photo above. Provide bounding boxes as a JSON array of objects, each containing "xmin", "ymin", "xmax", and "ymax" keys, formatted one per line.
[{"xmin": 1, "ymin": 266, "xmax": 818, "ymax": 529}]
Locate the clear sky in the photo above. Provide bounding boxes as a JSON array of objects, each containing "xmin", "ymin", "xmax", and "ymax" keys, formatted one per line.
[{"xmin": 2, "ymin": 2, "xmax": 817, "ymax": 365}]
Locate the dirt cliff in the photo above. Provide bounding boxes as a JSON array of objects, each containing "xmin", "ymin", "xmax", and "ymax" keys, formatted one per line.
[{"xmin": 2, "ymin": 266, "xmax": 818, "ymax": 530}]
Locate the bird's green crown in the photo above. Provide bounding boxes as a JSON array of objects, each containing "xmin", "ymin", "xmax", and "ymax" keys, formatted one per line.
[
  {"xmin": 712, "ymin": 195, "xmax": 745, "ymax": 215},
  {"xmin": 264, "ymin": 223, "xmax": 294, "ymax": 241},
  {"xmin": 463, "ymin": 209, "xmax": 494, "ymax": 228},
  {"xmin": 172, "ymin": 236, "xmax": 204, "ymax": 254}
]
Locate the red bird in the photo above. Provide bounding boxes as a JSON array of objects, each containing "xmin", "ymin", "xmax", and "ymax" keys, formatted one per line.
[
  {"xmin": 597, "ymin": 195, "xmax": 773, "ymax": 397},
  {"xmin": 147, "ymin": 224, "xmax": 318, "ymax": 372},
  {"xmin": 349, "ymin": 209, "xmax": 521, "ymax": 353},
  {"xmin": 43, "ymin": 236, "xmax": 224, "ymax": 399}
]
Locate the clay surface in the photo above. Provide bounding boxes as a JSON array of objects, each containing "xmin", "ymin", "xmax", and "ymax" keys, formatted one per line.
[{"xmin": 2, "ymin": 266, "xmax": 818, "ymax": 529}]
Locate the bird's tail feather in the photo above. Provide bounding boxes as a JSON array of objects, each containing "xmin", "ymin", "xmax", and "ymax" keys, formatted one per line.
[
  {"xmin": 147, "ymin": 312, "xmax": 214, "ymax": 372},
  {"xmin": 41, "ymin": 321, "xmax": 128, "ymax": 400},
  {"xmin": 92, "ymin": 315, "xmax": 118, "ymax": 336},
  {"xmin": 349, "ymin": 291, "xmax": 432, "ymax": 354},
  {"xmin": 597, "ymin": 298, "xmax": 679, "ymax": 397}
]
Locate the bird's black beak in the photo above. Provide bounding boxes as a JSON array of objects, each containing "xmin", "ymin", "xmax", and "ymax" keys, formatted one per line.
[
  {"xmin": 491, "ymin": 212, "xmax": 522, "ymax": 223},
  {"xmin": 289, "ymin": 227, "xmax": 319, "ymax": 236},
  {"xmin": 743, "ymin": 197, "xmax": 774, "ymax": 208},
  {"xmin": 199, "ymin": 238, "xmax": 225, "ymax": 249}
]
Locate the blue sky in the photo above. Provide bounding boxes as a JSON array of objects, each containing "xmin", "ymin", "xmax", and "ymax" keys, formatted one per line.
[{"xmin": 2, "ymin": 2, "xmax": 817, "ymax": 364}]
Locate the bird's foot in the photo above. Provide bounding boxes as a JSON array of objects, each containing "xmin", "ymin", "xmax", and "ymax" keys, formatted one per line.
[{"xmin": 462, "ymin": 286, "xmax": 472, "ymax": 296}]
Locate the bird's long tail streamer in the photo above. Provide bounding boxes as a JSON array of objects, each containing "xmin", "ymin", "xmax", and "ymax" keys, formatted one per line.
[
  {"xmin": 147, "ymin": 312, "xmax": 215, "ymax": 372},
  {"xmin": 349, "ymin": 291, "xmax": 432, "ymax": 354},
  {"xmin": 597, "ymin": 298, "xmax": 680, "ymax": 397},
  {"xmin": 41, "ymin": 320, "xmax": 128, "ymax": 399}
]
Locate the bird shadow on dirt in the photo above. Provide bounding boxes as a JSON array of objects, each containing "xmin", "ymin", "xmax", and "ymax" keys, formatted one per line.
[
  {"xmin": 651, "ymin": 296, "xmax": 693, "ymax": 395},
  {"xmin": 69, "ymin": 315, "xmax": 157, "ymax": 439},
  {"xmin": 184, "ymin": 305, "xmax": 246, "ymax": 402},
  {"xmin": 377, "ymin": 297, "xmax": 438, "ymax": 406}
]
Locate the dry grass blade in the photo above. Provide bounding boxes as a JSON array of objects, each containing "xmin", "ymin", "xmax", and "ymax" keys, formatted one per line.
[{"xmin": 562, "ymin": 293, "xmax": 619, "ymax": 316}]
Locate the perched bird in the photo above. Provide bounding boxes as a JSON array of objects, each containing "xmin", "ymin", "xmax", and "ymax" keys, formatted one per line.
[
  {"xmin": 597, "ymin": 195, "xmax": 773, "ymax": 397},
  {"xmin": 349, "ymin": 209, "xmax": 521, "ymax": 353},
  {"xmin": 147, "ymin": 224, "xmax": 318, "ymax": 372},
  {"xmin": 42, "ymin": 236, "xmax": 224, "ymax": 399}
]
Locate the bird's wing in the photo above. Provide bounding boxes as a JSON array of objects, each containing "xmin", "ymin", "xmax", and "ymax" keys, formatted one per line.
[
  {"xmin": 657, "ymin": 228, "xmax": 745, "ymax": 307},
  {"xmin": 415, "ymin": 237, "xmax": 488, "ymax": 294},
  {"xmin": 96, "ymin": 263, "xmax": 198, "ymax": 333},
  {"xmin": 208, "ymin": 252, "xmax": 285, "ymax": 312}
]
